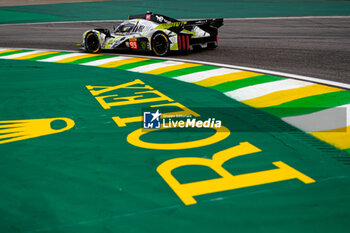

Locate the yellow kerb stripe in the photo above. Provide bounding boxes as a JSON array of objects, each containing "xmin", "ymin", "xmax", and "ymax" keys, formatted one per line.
[
  {"xmin": 310, "ymin": 126, "xmax": 350, "ymax": 150},
  {"xmin": 146, "ymin": 63, "xmax": 202, "ymax": 75},
  {"xmin": 12, "ymin": 51, "xmax": 60, "ymax": 60},
  {"xmin": 0, "ymin": 49, "xmax": 20, "ymax": 54},
  {"xmin": 195, "ymin": 71, "xmax": 262, "ymax": 87},
  {"xmin": 56, "ymin": 54, "xmax": 101, "ymax": 63},
  {"xmin": 242, "ymin": 84, "xmax": 344, "ymax": 108},
  {"xmin": 98, "ymin": 57, "xmax": 149, "ymax": 68}
]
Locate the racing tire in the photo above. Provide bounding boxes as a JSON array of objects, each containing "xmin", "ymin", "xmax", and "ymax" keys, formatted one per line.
[
  {"xmin": 151, "ymin": 32, "xmax": 170, "ymax": 56},
  {"xmin": 84, "ymin": 32, "xmax": 101, "ymax": 53}
]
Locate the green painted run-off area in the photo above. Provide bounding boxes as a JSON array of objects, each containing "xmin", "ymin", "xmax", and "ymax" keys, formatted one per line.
[
  {"xmin": 1, "ymin": 1, "xmax": 350, "ymax": 232},
  {"xmin": 0, "ymin": 59, "xmax": 350, "ymax": 233},
  {"xmin": 0, "ymin": 0, "xmax": 349, "ymax": 24}
]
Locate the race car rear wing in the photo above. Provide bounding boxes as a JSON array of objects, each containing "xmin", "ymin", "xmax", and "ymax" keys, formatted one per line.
[
  {"xmin": 154, "ymin": 18, "xmax": 223, "ymax": 34},
  {"xmin": 185, "ymin": 18, "xmax": 223, "ymax": 29},
  {"xmin": 129, "ymin": 12, "xmax": 223, "ymax": 32}
]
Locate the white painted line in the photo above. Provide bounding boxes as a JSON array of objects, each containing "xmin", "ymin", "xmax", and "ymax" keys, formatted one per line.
[
  {"xmin": 82, "ymin": 56, "xmax": 131, "ymax": 66},
  {"xmin": 39, "ymin": 52, "xmax": 88, "ymax": 62},
  {"xmin": 174, "ymin": 68, "xmax": 241, "ymax": 83},
  {"xmin": 128, "ymin": 61, "xmax": 184, "ymax": 73},
  {"xmin": 100, "ymin": 52, "xmax": 350, "ymax": 89},
  {"xmin": 225, "ymin": 79, "xmax": 314, "ymax": 101},
  {"xmin": 1, "ymin": 46, "xmax": 349, "ymax": 90},
  {"xmin": 283, "ymin": 104, "xmax": 350, "ymax": 132},
  {"xmin": 0, "ymin": 48, "xmax": 11, "ymax": 51},
  {"xmin": 0, "ymin": 47, "xmax": 76, "ymax": 53},
  {"xmin": 0, "ymin": 50, "xmax": 43, "ymax": 59}
]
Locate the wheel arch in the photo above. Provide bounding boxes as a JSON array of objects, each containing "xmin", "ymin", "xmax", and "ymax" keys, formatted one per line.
[
  {"xmin": 150, "ymin": 31, "xmax": 170, "ymax": 56},
  {"xmin": 83, "ymin": 30, "xmax": 102, "ymax": 53}
]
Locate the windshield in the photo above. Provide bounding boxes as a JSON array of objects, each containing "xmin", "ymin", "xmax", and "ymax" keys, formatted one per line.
[{"xmin": 114, "ymin": 23, "xmax": 135, "ymax": 33}]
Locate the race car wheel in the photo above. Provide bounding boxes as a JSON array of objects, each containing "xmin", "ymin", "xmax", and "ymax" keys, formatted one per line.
[
  {"xmin": 151, "ymin": 32, "xmax": 170, "ymax": 56},
  {"xmin": 85, "ymin": 32, "xmax": 101, "ymax": 53}
]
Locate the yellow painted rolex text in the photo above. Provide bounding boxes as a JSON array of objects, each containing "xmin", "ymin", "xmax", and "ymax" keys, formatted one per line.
[
  {"xmin": 86, "ymin": 79, "xmax": 173, "ymax": 109},
  {"xmin": 157, "ymin": 142, "xmax": 315, "ymax": 205},
  {"xmin": 87, "ymin": 79, "xmax": 200, "ymax": 127}
]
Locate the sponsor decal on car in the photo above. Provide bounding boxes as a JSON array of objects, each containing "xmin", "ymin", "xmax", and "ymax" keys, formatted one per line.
[{"xmin": 129, "ymin": 38, "xmax": 138, "ymax": 49}]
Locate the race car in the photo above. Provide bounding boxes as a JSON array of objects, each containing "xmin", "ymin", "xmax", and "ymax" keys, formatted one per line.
[{"xmin": 81, "ymin": 12, "xmax": 223, "ymax": 56}]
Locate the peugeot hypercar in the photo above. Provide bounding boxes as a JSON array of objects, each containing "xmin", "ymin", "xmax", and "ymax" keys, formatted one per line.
[{"xmin": 81, "ymin": 12, "xmax": 223, "ymax": 56}]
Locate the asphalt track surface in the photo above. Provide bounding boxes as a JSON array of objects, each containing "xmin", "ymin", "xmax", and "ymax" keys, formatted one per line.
[{"xmin": 0, "ymin": 17, "xmax": 349, "ymax": 83}]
